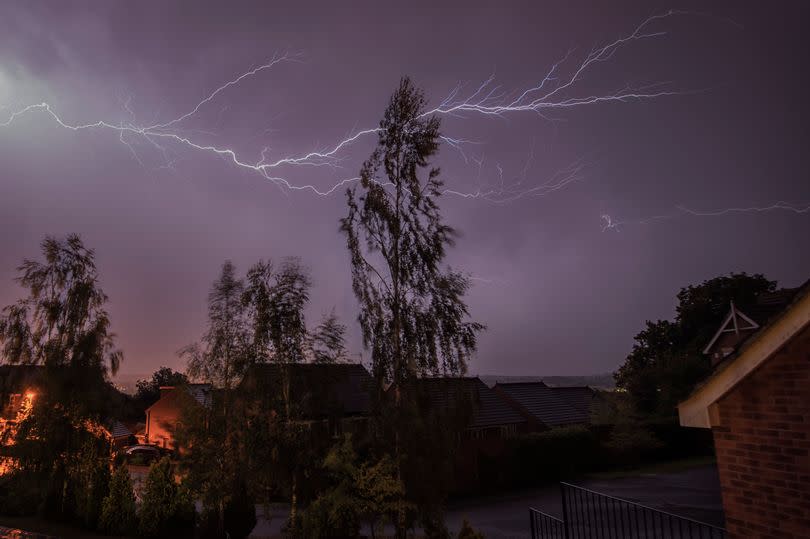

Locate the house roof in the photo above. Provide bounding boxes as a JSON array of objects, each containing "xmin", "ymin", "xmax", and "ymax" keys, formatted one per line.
[
  {"xmin": 679, "ymin": 279, "xmax": 810, "ymax": 428},
  {"xmin": 240, "ymin": 363, "xmax": 374, "ymax": 418},
  {"xmin": 703, "ymin": 286, "xmax": 805, "ymax": 356},
  {"xmin": 493, "ymin": 381, "xmax": 590, "ymax": 427},
  {"xmin": 108, "ymin": 420, "xmax": 133, "ymax": 439},
  {"xmin": 409, "ymin": 377, "xmax": 526, "ymax": 429},
  {"xmin": 187, "ymin": 384, "xmax": 213, "ymax": 407},
  {"xmin": 145, "ymin": 383, "xmax": 212, "ymax": 413},
  {"xmin": 548, "ymin": 386, "xmax": 597, "ymax": 414}
]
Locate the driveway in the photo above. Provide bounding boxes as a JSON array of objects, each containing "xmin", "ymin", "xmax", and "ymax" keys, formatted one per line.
[{"xmin": 444, "ymin": 465, "xmax": 724, "ymax": 538}]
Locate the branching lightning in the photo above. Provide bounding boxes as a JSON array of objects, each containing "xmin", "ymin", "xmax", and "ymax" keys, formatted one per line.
[
  {"xmin": 602, "ymin": 201, "xmax": 810, "ymax": 232},
  {"xmin": 2, "ymin": 12, "xmax": 689, "ymax": 203},
  {"xmin": 677, "ymin": 202, "xmax": 810, "ymax": 216}
]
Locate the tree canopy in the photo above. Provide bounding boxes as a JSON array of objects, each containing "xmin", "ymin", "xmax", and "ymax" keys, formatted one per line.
[
  {"xmin": 341, "ymin": 76, "xmax": 483, "ymax": 387},
  {"xmin": 0, "ymin": 234, "xmax": 123, "ymax": 523},
  {"xmin": 614, "ymin": 272, "xmax": 776, "ymax": 416},
  {"xmin": 134, "ymin": 366, "xmax": 189, "ymax": 408}
]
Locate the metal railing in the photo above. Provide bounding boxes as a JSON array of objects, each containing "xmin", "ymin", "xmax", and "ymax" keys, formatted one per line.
[
  {"xmin": 530, "ymin": 482, "xmax": 726, "ymax": 539},
  {"xmin": 530, "ymin": 507, "xmax": 566, "ymax": 539}
]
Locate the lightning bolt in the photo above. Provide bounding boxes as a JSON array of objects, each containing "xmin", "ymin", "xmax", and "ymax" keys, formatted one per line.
[
  {"xmin": 677, "ymin": 202, "xmax": 810, "ymax": 216},
  {"xmin": 601, "ymin": 212, "xmax": 675, "ymax": 232},
  {"xmin": 602, "ymin": 201, "xmax": 810, "ymax": 232},
  {"xmin": 1, "ymin": 11, "xmax": 689, "ymax": 202}
]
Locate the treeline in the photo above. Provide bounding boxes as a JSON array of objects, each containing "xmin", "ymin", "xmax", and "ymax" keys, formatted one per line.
[
  {"xmin": 0, "ymin": 79, "xmax": 485, "ymax": 538},
  {"xmin": 614, "ymin": 272, "xmax": 777, "ymax": 418}
]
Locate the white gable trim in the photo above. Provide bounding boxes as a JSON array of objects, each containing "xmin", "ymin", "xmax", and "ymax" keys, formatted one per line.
[
  {"xmin": 702, "ymin": 302, "xmax": 760, "ymax": 355},
  {"xmin": 679, "ymin": 290, "xmax": 810, "ymax": 428}
]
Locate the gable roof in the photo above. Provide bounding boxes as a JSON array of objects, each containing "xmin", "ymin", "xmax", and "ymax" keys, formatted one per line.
[
  {"xmin": 409, "ymin": 376, "xmax": 526, "ymax": 430},
  {"xmin": 703, "ymin": 287, "xmax": 804, "ymax": 357},
  {"xmin": 240, "ymin": 363, "xmax": 374, "ymax": 418},
  {"xmin": 145, "ymin": 383, "xmax": 212, "ymax": 414},
  {"xmin": 108, "ymin": 420, "xmax": 133, "ymax": 439},
  {"xmin": 549, "ymin": 386, "xmax": 597, "ymax": 415},
  {"xmin": 187, "ymin": 384, "xmax": 213, "ymax": 407},
  {"xmin": 679, "ymin": 280, "xmax": 810, "ymax": 428},
  {"xmin": 493, "ymin": 381, "xmax": 590, "ymax": 427}
]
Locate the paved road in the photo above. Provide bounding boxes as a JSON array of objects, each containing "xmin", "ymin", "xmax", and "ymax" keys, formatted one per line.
[
  {"xmin": 443, "ymin": 465, "xmax": 724, "ymax": 539},
  {"xmin": 251, "ymin": 465, "xmax": 724, "ymax": 538}
]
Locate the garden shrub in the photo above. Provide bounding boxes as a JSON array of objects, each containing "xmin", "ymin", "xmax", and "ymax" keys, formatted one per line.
[
  {"xmin": 138, "ymin": 457, "xmax": 196, "ymax": 538},
  {"xmin": 99, "ymin": 465, "xmax": 137, "ymax": 535}
]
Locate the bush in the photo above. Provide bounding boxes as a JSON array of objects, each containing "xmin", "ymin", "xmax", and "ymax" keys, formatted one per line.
[
  {"xmin": 99, "ymin": 465, "xmax": 137, "ymax": 535},
  {"xmin": 138, "ymin": 457, "xmax": 196, "ymax": 538},
  {"xmin": 457, "ymin": 519, "xmax": 485, "ymax": 539},
  {"xmin": 0, "ymin": 471, "xmax": 43, "ymax": 516},
  {"xmin": 301, "ymin": 489, "xmax": 361, "ymax": 538},
  {"xmin": 604, "ymin": 423, "xmax": 663, "ymax": 465},
  {"xmin": 72, "ymin": 450, "xmax": 111, "ymax": 529},
  {"xmin": 507, "ymin": 426, "xmax": 601, "ymax": 484}
]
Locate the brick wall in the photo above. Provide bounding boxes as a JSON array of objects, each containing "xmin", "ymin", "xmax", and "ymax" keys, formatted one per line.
[{"xmin": 712, "ymin": 323, "xmax": 810, "ymax": 538}]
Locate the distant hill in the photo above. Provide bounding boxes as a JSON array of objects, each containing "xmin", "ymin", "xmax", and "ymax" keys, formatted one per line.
[{"xmin": 478, "ymin": 373, "xmax": 615, "ymax": 390}]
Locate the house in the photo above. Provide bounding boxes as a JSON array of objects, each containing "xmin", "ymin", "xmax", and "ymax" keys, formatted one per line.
[
  {"xmin": 0, "ymin": 365, "xmax": 44, "ymax": 416},
  {"xmin": 0, "ymin": 365, "xmax": 45, "ymax": 454},
  {"xmin": 392, "ymin": 376, "xmax": 527, "ymax": 491},
  {"xmin": 238, "ymin": 362, "xmax": 374, "ymax": 435},
  {"xmin": 678, "ymin": 281, "xmax": 810, "ymax": 539},
  {"xmin": 492, "ymin": 381, "xmax": 595, "ymax": 430},
  {"xmin": 106, "ymin": 420, "xmax": 141, "ymax": 448},
  {"xmin": 405, "ymin": 376, "xmax": 528, "ymax": 438},
  {"xmin": 702, "ymin": 286, "xmax": 803, "ymax": 366},
  {"xmin": 144, "ymin": 383, "xmax": 212, "ymax": 449}
]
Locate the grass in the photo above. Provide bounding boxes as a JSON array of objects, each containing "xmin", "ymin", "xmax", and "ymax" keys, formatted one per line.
[{"xmin": 584, "ymin": 455, "xmax": 717, "ymax": 480}]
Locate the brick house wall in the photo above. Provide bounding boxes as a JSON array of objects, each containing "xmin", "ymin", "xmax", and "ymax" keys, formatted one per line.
[
  {"xmin": 711, "ymin": 323, "xmax": 810, "ymax": 538},
  {"xmin": 145, "ymin": 388, "xmax": 183, "ymax": 449}
]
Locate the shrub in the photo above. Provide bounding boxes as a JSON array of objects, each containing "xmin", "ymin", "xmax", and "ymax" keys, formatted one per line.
[
  {"xmin": 457, "ymin": 519, "xmax": 485, "ymax": 539},
  {"xmin": 507, "ymin": 425, "xmax": 601, "ymax": 484},
  {"xmin": 138, "ymin": 457, "xmax": 196, "ymax": 537},
  {"xmin": 99, "ymin": 465, "xmax": 137, "ymax": 535},
  {"xmin": 0, "ymin": 471, "xmax": 43, "ymax": 516},
  {"xmin": 301, "ymin": 489, "xmax": 361, "ymax": 538},
  {"xmin": 72, "ymin": 451, "xmax": 111, "ymax": 529},
  {"xmin": 604, "ymin": 423, "xmax": 664, "ymax": 465}
]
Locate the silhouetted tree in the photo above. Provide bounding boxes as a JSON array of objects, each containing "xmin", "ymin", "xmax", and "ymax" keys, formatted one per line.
[
  {"xmin": 241, "ymin": 257, "xmax": 348, "ymax": 530},
  {"xmin": 0, "ymin": 234, "xmax": 122, "ymax": 521},
  {"xmin": 311, "ymin": 310, "xmax": 347, "ymax": 364},
  {"xmin": 178, "ymin": 261, "xmax": 253, "ymax": 538},
  {"xmin": 134, "ymin": 366, "xmax": 188, "ymax": 408},
  {"xmin": 614, "ymin": 272, "xmax": 776, "ymax": 416},
  {"xmin": 242, "ymin": 257, "xmax": 347, "ymax": 365},
  {"xmin": 183, "ymin": 260, "xmax": 250, "ymax": 391},
  {"xmin": 341, "ymin": 77, "xmax": 483, "ymax": 537}
]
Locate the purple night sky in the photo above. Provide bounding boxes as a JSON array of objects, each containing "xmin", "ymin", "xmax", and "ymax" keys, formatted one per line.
[{"xmin": 1, "ymin": 1, "xmax": 808, "ymax": 379}]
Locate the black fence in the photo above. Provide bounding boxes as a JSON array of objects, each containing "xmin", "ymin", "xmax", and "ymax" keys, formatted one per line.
[
  {"xmin": 529, "ymin": 508, "xmax": 566, "ymax": 539},
  {"xmin": 530, "ymin": 483, "xmax": 726, "ymax": 539}
]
